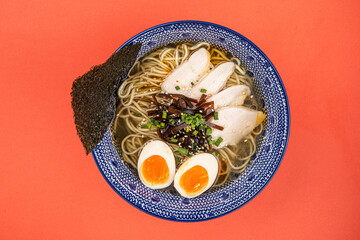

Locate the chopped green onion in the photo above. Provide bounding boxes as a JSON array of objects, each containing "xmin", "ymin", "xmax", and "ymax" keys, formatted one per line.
[
  {"xmin": 162, "ymin": 111, "xmax": 167, "ymax": 119},
  {"xmin": 177, "ymin": 147, "xmax": 189, "ymax": 156},
  {"xmin": 175, "ymin": 157, "xmax": 181, "ymax": 164},
  {"xmin": 207, "ymin": 135, "xmax": 212, "ymax": 141},
  {"xmin": 200, "ymin": 89, "xmax": 207, "ymax": 93},
  {"xmin": 141, "ymin": 124, "xmax": 147, "ymax": 128},
  {"xmin": 152, "ymin": 119, "xmax": 159, "ymax": 126},
  {"xmin": 146, "ymin": 122, "xmax": 152, "ymax": 129},
  {"xmin": 193, "ymin": 130, "xmax": 198, "ymax": 136},
  {"xmin": 199, "ymin": 125, "xmax": 204, "ymax": 130},
  {"xmin": 209, "ymin": 140, "xmax": 215, "ymax": 145},
  {"xmin": 191, "ymin": 123, "xmax": 195, "ymax": 129},
  {"xmin": 215, "ymin": 137, "xmax": 223, "ymax": 147},
  {"xmin": 214, "ymin": 112, "xmax": 219, "ymax": 120},
  {"xmin": 197, "ymin": 118, "xmax": 205, "ymax": 125},
  {"xmin": 206, "ymin": 127, "xmax": 212, "ymax": 135},
  {"xmin": 160, "ymin": 122, "xmax": 165, "ymax": 128},
  {"xmin": 175, "ymin": 86, "xmax": 180, "ymax": 90},
  {"xmin": 171, "ymin": 137, "xmax": 178, "ymax": 143},
  {"xmin": 191, "ymin": 82, "xmax": 194, "ymax": 86},
  {"xmin": 215, "ymin": 152, "xmax": 220, "ymax": 158},
  {"xmin": 169, "ymin": 119, "xmax": 175, "ymax": 125},
  {"xmin": 136, "ymin": 113, "xmax": 142, "ymax": 117}
]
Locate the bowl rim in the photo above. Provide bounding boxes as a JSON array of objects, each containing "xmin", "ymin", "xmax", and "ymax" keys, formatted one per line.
[{"xmin": 92, "ymin": 20, "xmax": 291, "ymax": 222}]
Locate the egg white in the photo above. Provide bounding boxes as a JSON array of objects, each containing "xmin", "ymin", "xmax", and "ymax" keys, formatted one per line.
[
  {"xmin": 137, "ymin": 140, "xmax": 176, "ymax": 189},
  {"xmin": 174, "ymin": 153, "xmax": 219, "ymax": 198}
]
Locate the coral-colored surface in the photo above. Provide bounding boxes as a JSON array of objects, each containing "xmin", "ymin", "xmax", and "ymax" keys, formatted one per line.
[{"xmin": 1, "ymin": 0, "xmax": 359, "ymax": 239}]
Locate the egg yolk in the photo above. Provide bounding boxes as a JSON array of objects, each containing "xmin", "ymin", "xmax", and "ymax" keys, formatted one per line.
[
  {"xmin": 179, "ymin": 165, "xmax": 209, "ymax": 196},
  {"xmin": 140, "ymin": 155, "xmax": 169, "ymax": 186}
]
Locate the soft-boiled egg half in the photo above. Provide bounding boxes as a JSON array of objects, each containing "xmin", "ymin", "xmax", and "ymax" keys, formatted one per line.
[
  {"xmin": 137, "ymin": 140, "xmax": 176, "ymax": 189},
  {"xmin": 174, "ymin": 153, "xmax": 219, "ymax": 198}
]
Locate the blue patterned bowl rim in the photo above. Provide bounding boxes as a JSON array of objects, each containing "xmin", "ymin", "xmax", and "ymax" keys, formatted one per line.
[{"xmin": 92, "ymin": 20, "xmax": 290, "ymax": 222}]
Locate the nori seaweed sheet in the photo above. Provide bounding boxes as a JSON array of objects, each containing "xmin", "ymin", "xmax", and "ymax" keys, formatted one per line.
[{"xmin": 71, "ymin": 43, "xmax": 142, "ymax": 154}]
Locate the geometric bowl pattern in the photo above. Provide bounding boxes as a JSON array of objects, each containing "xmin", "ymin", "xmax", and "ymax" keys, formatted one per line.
[{"xmin": 92, "ymin": 21, "xmax": 290, "ymax": 221}]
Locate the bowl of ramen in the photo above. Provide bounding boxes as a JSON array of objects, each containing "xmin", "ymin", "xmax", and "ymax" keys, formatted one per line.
[{"xmin": 91, "ymin": 21, "xmax": 290, "ymax": 221}]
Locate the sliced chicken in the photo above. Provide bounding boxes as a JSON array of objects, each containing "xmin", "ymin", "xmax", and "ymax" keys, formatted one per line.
[
  {"xmin": 208, "ymin": 85, "xmax": 251, "ymax": 109},
  {"xmin": 161, "ymin": 48, "xmax": 211, "ymax": 95},
  {"xmin": 209, "ymin": 107, "xmax": 265, "ymax": 148},
  {"xmin": 185, "ymin": 61, "xmax": 235, "ymax": 99}
]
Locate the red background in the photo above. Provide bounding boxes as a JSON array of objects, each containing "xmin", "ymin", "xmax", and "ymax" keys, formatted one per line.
[{"xmin": 1, "ymin": 0, "xmax": 360, "ymax": 239}]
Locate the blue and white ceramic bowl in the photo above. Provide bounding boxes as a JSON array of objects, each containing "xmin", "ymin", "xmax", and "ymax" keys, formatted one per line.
[{"xmin": 92, "ymin": 21, "xmax": 290, "ymax": 222}]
